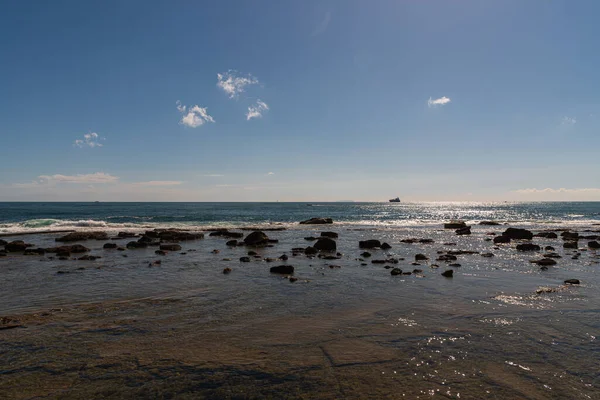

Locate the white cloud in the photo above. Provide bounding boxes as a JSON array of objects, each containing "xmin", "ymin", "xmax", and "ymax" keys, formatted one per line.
[
  {"xmin": 312, "ymin": 11, "xmax": 331, "ymax": 36},
  {"xmin": 246, "ymin": 99, "xmax": 269, "ymax": 120},
  {"xmin": 561, "ymin": 116, "xmax": 576, "ymax": 125},
  {"xmin": 514, "ymin": 187, "xmax": 600, "ymax": 194},
  {"xmin": 267, "ymin": 172, "xmax": 275, "ymax": 175},
  {"xmin": 133, "ymin": 181, "xmax": 183, "ymax": 186},
  {"xmin": 427, "ymin": 96, "xmax": 451, "ymax": 107},
  {"xmin": 14, "ymin": 172, "xmax": 119, "ymax": 188},
  {"xmin": 217, "ymin": 70, "xmax": 259, "ymax": 99},
  {"xmin": 177, "ymin": 102, "xmax": 215, "ymax": 128},
  {"xmin": 74, "ymin": 132, "xmax": 103, "ymax": 148}
]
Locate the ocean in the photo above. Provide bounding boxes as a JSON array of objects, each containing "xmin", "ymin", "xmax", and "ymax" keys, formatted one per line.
[
  {"xmin": 1, "ymin": 201, "xmax": 600, "ymax": 234},
  {"xmin": 1, "ymin": 202, "xmax": 599, "ymax": 398}
]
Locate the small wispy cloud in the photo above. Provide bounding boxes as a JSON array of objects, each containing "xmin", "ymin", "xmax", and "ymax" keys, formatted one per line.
[
  {"xmin": 312, "ymin": 11, "xmax": 331, "ymax": 36},
  {"xmin": 561, "ymin": 116, "xmax": 576, "ymax": 125},
  {"xmin": 246, "ymin": 99, "xmax": 269, "ymax": 120},
  {"xmin": 217, "ymin": 70, "xmax": 259, "ymax": 99},
  {"xmin": 427, "ymin": 96, "xmax": 451, "ymax": 107},
  {"xmin": 74, "ymin": 132, "xmax": 103, "ymax": 148},
  {"xmin": 177, "ymin": 101, "xmax": 215, "ymax": 128},
  {"xmin": 267, "ymin": 172, "xmax": 275, "ymax": 175},
  {"xmin": 133, "ymin": 181, "xmax": 183, "ymax": 186}
]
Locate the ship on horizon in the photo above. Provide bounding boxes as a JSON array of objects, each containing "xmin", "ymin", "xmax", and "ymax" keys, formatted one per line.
[{"xmin": 389, "ymin": 197, "xmax": 401, "ymax": 203}]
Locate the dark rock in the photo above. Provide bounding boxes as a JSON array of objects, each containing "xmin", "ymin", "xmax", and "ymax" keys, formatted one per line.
[
  {"xmin": 322, "ymin": 255, "xmax": 340, "ymax": 260},
  {"xmin": 147, "ymin": 230, "xmax": 204, "ymax": 242},
  {"xmin": 117, "ymin": 232, "xmax": 137, "ymax": 238},
  {"xmin": 415, "ymin": 254, "xmax": 428, "ymax": 261},
  {"xmin": 445, "ymin": 220, "xmax": 467, "ymax": 229},
  {"xmin": 561, "ymin": 232, "xmax": 579, "ymax": 240},
  {"xmin": 279, "ymin": 254, "xmax": 289, "ymax": 261},
  {"xmin": 540, "ymin": 266, "xmax": 549, "ymax": 271},
  {"xmin": 449, "ymin": 263, "xmax": 461, "ymax": 267},
  {"xmin": 56, "ymin": 232, "xmax": 108, "ymax": 242},
  {"xmin": 117, "ymin": 247, "xmax": 125, "ymax": 251},
  {"xmin": 503, "ymin": 228, "xmax": 533, "ymax": 240},
  {"xmin": 493, "ymin": 235, "xmax": 511, "ymax": 244},
  {"xmin": 160, "ymin": 244, "xmax": 182, "ymax": 251},
  {"xmin": 441, "ymin": 270, "xmax": 454, "ymax": 277},
  {"xmin": 0, "ymin": 239, "xmax": 7, "ymax": 246},
  {"xmin": 137, "ymin": 235, "xmax": 155, "ymax": 243},
  {"xmin": 479, "ymin": 221, "xmax": 501, "ymax": 226},
  {"xmin": 78, "ymin": 255, "xmax": 100, "ymax": 261},
  {"xmin": 320, "ymin": 231, "xmax": 338, "ymax": 239},
  {"xmin": 126, "ymin": 241, "xmax": 147, "ymax": 249},
  {"xmin": 545, "ymin": 246, "xmax": 555, "ymax": 251},
  {"xmin": 289, "ymin": 277, "xmax": 298, "ymax": 283},
  {"xmin": 25, "ymin": 248, "xmax": 46, "ymax": 255},
  {"xmin": 226, "ymin": 240, "xmax": 238, "ymax": 246},
  {"xmin": 372, "ymin": 259, "xmax": 386, "ymax": 264},
  {"xmin": 516, "ymin": 243, "xmax": 541, "ymax": 251},
  {"xmin": 530, "ymin": 258, "xmax": 557, "ymax": 266},
  {"xmin": 270, "ymin": 265, "xmax": 294, "ymax": 274},
  {"xmin": 239, "ymin": 257, "xmax": 251, "ymax": 262},
  {"xmin": 209, "ymin": 230, "xmax": 244, "ymax": 239},
  {"xmin": 0, "ymin": 252, "xmax": 5, "ymax": 257},
  {"xmin": 103, "ymin": 243, "xmax": 118, "ymax": 249},
  {"xmin": 304, "ymin": 246, "xmax": 318, "ymax": 255},
  {"xmin": 155, "ymin": 250, "xmax": 167, "ymax": 255},
  {"xmin": 359, "ymin": 239, "xmax": 381, "ymax": 249},
  {"xmin": 247, "ymin": 250, "xmax": 257, "ymax": 256},
  {"xmin": 299, "ymin": 217, "xmax": 333, "ymax": 225},
  {"xmin": 588, "ymin": 241, "xmax": 600, "ymax": 249},
  {"xmin": 564, "ymin": 279, "xmax": 580, "ymax": 285},
  {"xmin": 314, "ymin": 238, "xmax": 337, "ymax": 252},
  {"xmin": 430, "ymin": 264, "xmax": 440, "ymax": 269},
  {"xmin": 447, "ymin": 250, "xmax": 479, "ymax": 255},
  {"xmin": 5, "ymin": 241, "xmax": 31, "ymax": 252},
  {"xmin": 455, "ymin": 227, "xmax": 471, "ymax": 235},
  {"xmin": 390, "ymin": 268, "xmax": 403, "ymax": 276},
  {"xmin": 419, "ymin": 239, "xmax": 435, "ymax": 244},
  {"xmin": 244, "ymin": 231, "xmax": 269, "ymax": 246},
  {"xmin": 563, "ymin": 241, "xmax": 578, "ymax": 249},
  {"xmin": 413, "ymin": 269, "xmax": 423, "ymax": 274},
  {"xmin": 361, "ymin": 251, "xmax": 372, "ymax": 258},
  {"xmin": 481, "ymin": 253, "xmax": 494, "ymax": 257},
  {"xmin": 380, "ymin": 242, "xmax": 392, "ymax": 250},
  {"xmin": 436, "ymin": 254, "xmax": 457, "ymax": 262},
  {"xmin": 543, "ymin": 253, "xmax": 561, "ymax": 258},
  {"xmin": 328, "ymin": 265, "xmax": 341, "ymax": 269},
  {"xmin": 534, "ymin": 232, "xmax": 558, "ymax": 239},
  {"xmin": 223, "ymin": 267, "xmax": 232, "ymax": 274},
  {"xmin": 304, "ymin": 237, "xmax": 318, "ymax": 241}
]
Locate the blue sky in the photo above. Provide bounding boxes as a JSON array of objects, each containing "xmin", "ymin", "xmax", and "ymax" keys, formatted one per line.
[{"xmin": 1, "ymin": 0, "xmax": 599, "ymax": 201}]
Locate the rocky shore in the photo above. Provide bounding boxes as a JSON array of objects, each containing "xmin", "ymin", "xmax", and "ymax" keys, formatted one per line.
[{"xmin": 1, "ymin": 218, "xmax": 599, "ymax": 399}]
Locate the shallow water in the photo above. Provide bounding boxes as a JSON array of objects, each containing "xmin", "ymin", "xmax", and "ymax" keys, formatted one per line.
[{"xmin": 1, "ymin": 203, "xmax": 600, "ymax": 398}]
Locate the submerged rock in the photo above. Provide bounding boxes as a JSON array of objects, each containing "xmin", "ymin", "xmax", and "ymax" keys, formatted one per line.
[
  {"xmin": 126, "ymin": 241, "xmax": 147, "ymax": 249},
  {"xmin": 314, "ymin": 238, "xmax": 336, "ymax": 252},
  {"xmin": 56, "ymin": 232, "xmax": 108, "ymax": 242},
  {"xmin": 244, "ymin": 231, "xmax": 269, "ymax": 246},
  {"xmin": 320, "ymin": 231, "xmax": 338, "ymax": 239},
  {"xmin": 493, "ymin": 235, "xmax": 511, "ymax": 244},
  {"xmin": 564, "ymin": 279, "xmax": 580, "ymax": 285},
  {"xmin": 270, "ymin": 265, "xmax": 294, "ymax": 274},
  {"xmin": 455, "ymin": 226, "xmax": 472, "ymax": 235},
  {"xmin": 299, "ymin": 217, "xmax": 333, "ymax": 225},
  {"xmin": 530, "ymin": 258, "xmax": 557, "ymax": 266},
  {"xmin": 5, "ymin": 241, "xmax": 32, "ymax": 252},
  {"xmin": 503, "ymin": 228, "xmax": 533, "ymax": 240},
  {"xmin": 479, "ymin": 221, "xmax": 501, "ymax": 226},
  {"xmin": 441, "ymin": 270, "xmax": 454, "ymax": 277},
  {"xmin": 209, "ymin": 230, "xmax": 244, "ymax": 239},
  {"xmin": 380, "ymin": 242, "xmax": 392, "ymax": 250},
  {"xmin": 390, "ymin": 268, "xmax": 403, "ymax": 276},
  {"xmin": 103, "ymin": 243, "xmax": 118, "ymax": 249},
  {"xmin": 415, "ymin": 254, "xmax": 428, "ymax": 261},
  {"xmin": 444, "ymin": 220, "xmax": 467, "ymax": 229},
  {"xmin": 359, "ymin": 239, "xmax": 381, "ymax": 249},
  {"xmin": 223, "ymin": 267, "xmax": 232, "ymax": 274},
  {"xmin": 563, "ymin": 241, "xmax": 578, "ymax": 249},
  {"xmin": 160, "ymin": 244, "xmax": 182, "ymax": 251},
  {"xmin": 516, "ymin": 243, "xmax": 541, "ymax": 251}
]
